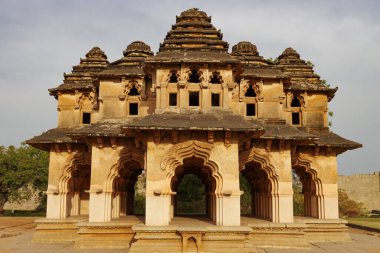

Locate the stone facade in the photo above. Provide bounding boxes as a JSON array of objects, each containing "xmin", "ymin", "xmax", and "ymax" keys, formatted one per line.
[
  {"xmin": 338, "ymin": 172, "xmax": 380, "ymax": 212},
  {"xmin": 28, "ymin": 8, "xmax": 361, "ymax": 251}
]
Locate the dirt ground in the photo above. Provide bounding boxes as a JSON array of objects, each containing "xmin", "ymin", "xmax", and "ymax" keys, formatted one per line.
[{"xmin": 1, "ymin": 217, "xmax": 380, "ymax": 253}]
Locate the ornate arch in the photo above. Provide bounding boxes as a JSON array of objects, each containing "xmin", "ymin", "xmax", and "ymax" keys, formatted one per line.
[
  {"xmin": 292, "ymin": 152, "xmax": 323, "ymax": 196},
  {"xmin": 58, "ymin": 151, "xmax": 91, "ymax": 194},
  {"xmin": 160, "ymin": 140, "xmax": 223, "ymax": 195},
  {"xmin": 209, "ymin": 71, "xmax": 223, "ymax": 84},
  {"xmin": 288, "ymin": 93, "xmax": 306, "ymax": 108},
  {"xmin": 123, "ymin": 79, "xmax": 143, "ymax": 96},
  {"xmin": 75, "ymin": 92, "xmax": 95, "ymax": 109},
  {"xmin": 239, "ymin": 146, "xmax": 281, "ymax": 221},
  {"xmin": 239, "ymin": 147, "xmax": 278, "ymax": 184},
  {"xmin": 167, "ymin": 69, "xmax": 180, "ymax": 83},
  {"xmin": 240, "ymin": 79, "xmax": 261, "ymax": 100},
  {"xmin": 292, "ymin": 152, "xmax": 324, "ymax": 218},
  {"xmin": 104, "ymin": 146, "xmax": 145, "ymax": 193},
  {"xmin": 186, "ymin": 69, "xmax": 204, "ymax": 83}
]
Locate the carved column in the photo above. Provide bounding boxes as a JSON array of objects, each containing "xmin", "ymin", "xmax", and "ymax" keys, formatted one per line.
[{"xmin": 88, "ymin": 141, "xmax": 123, "ymax": 222}]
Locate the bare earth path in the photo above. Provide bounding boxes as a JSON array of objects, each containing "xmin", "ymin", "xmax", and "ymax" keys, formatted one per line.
[{"xmin": 1, "ymin": 217, "xmax": 380, "ymax": 253}]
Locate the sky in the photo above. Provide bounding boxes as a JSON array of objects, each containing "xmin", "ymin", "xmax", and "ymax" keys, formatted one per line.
[{"xmin": 0, "ymin": 0, "xmax": 379, "ymax": 175}]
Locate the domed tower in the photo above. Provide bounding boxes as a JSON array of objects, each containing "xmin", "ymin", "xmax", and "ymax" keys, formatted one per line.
[
  {"xmin": 231, "ymin": 41, "xmax": 267, "ymax": 65},
  {"xmin": 97, "ymin": 41, "xmax": 155, "ymax": 119},
  {"xmin": 48, "ymin": 47, "xmax": 109, "ymax": 127},
  {"xmin": 276, "ymin": 47, "xmax": 337, "ymax": 128}
]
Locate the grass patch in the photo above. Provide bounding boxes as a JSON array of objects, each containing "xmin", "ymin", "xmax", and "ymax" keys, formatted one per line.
[{"xmin": 347, "ymin": 217, "xmax": 380, "ymax": 230}]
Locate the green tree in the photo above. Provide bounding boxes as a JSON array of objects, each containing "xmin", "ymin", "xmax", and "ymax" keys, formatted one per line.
[
  {"xmin": 292, "ymin": 171, "xmax": 305, "ymax": 216},
  {"xmin": 177, "ymin": 174, "xmax": 205, "ymax": 214},
  {"xmin": 0, "ymin": 143, "xmax": 49, "ymax": 215},
  {"xmin": 240, "ymin": 174, "xmax": 251, "ymax": 215}
]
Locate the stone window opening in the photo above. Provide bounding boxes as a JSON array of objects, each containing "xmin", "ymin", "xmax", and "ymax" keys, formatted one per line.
[
  {"xmin": 291, "ymin": 97, "xmax": 301, "ymax": 107},
  {"xmin": 188, "ymin": 70, "xmax": 201, "ymax": 83},
  {"xmin": 209, "ymin": 72, "xmax": 222, "ymax": 84},
  {"xmin": 129, "ymin": 85, "xmax": 140, "ymax": 96},
  {"xmin": 245, "ymin": 85, "xmax": 257, "ymax": 97},
  {"xmin": 211, "ymin": 93, "xmax": 220, "ymax": 107},
  {"xmin": 246, "ymin": 103, "xmax": 256, "ymax": 117},
  {"xmin": 129, "ymin": 103, "xmax": 139, "ymax": 116},
  {"xmin": 169, "ymin": 71, "xmax": 179, "ymax": 83},
  {"xmin": 292, "ymin": 112, "xmax": 301, "ymax": 125},
  {"xmin": 169, "ymin": 93, "xmax": 178, "ymax": 106},
  {"xmin": 82, "ymin": 112, "xmax": 91, "ymax": 124},
  {"xmin": 189, "ymin": 92, "xmax": 200, "ymax": 107}
]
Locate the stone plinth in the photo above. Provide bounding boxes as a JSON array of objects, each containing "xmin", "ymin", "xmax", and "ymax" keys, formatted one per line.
[{"xmin": 33, "ymin": 217, "xmax": 86, "ymax": 243}]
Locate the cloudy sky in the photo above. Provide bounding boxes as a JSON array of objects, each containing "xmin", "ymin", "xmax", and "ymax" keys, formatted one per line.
[{"xmin": 0, "ymin": 0, "xmax": 379, "ymax": 175}]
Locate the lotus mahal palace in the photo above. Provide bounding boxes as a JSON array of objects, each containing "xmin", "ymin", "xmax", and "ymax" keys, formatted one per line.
[{"xmin": 28, "ymin": 8, "xmax": 361, "ymax": 253}]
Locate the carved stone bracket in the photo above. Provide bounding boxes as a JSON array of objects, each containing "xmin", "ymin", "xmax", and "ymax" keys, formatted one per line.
[
  {"xmin": 207, "ymin": 131, "xmax": 214, "ymax": 144},
  {"xmin": 172, "ymin": 130, "xmax": 179, "ymax": 144},
  {"xmin": 266, "ymin": 139, "xmax": 273, "ymax": 151},
  {"xmin": 96, "ymin": 137, "xmax": 104, "ymax": 148},
  {"xmin": 224, "ymin": 131, "xmax": 231, "ymax": 147},
  {"xmin": 154, "ymin": 130, "xmax": 160, "ymax": 144},
  {"xmin": 110, "ymin": 137, "xmax": 117, "ymax": 149}
]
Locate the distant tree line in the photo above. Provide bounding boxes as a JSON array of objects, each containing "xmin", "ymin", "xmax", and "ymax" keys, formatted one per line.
[{"xmin": 0, "ymin": 143, "xmax": 48, "ymax": 215}]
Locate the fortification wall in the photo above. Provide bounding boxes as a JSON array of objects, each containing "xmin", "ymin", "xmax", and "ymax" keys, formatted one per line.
[{"xmin": 338, "ymin": 172, "xmax": 380, "ymax": 212}]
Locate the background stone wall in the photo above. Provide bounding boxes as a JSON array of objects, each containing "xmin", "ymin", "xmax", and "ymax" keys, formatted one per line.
[{"xmin": 338, "ymin": 172, "xmax": 380, "ymax": 212}]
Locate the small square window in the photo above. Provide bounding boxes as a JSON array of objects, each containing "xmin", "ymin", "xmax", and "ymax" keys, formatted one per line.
[
  {"xmin": 169, "ymin": 93, "xmax": 177, "ymax": 106},
  {"xmin": 292, "ymin": 112, "xmax": 300, "ymax": 125},
  {"xmin": 129, "ymin": 103, "xmax": 138, "ymax": 115},
  {"xmin": 211, "ymin": 93, "xmax": 220, "ymax": 107},
  {"xmin": 246, "ymin": 104, "xmax": 256, "ymax": 116},
  {"xmin": 189, "ymin": 92, "xmax": 199, "ymax": 106},
  {"xmin": 82, "ymin": 112, "xmax": 91, "ymax": 124}
]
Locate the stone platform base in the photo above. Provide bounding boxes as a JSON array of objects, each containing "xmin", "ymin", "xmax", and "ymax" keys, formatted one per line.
[{"xmin": 32, "ymin": 216, "xmax": 350, "ymax": 251}]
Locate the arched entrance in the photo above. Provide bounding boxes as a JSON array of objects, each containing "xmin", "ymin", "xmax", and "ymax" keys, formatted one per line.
[
  {"xmin": 241, "ymin": 162, "xmax": 274, "ymax": 221},
  {"xmin": 171, "ymin": 157, "xmax": 217, "ymax": 222},
  {"xmin": 171, "ymin": 157, "xmax": 216, "ymax": 221},
  {"xmin": 68, "ymin": 164, "xmax": 90, "ymax": 216},
  {"xmin": 292, "ymin": 166, "xmax": 322, "ymax": 218},
  {"xmin": 57, "ymin": 152, "xmax": 91, "ymax": 218},
  {"xmin": 111, "ymin": 161, "xmax": 144, "ymax": 219}
]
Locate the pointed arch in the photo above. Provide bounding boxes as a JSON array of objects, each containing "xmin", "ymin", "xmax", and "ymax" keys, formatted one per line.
[
  {"xmin": 292, "ymin": 152, "xmax": 324, "ymax": 218},
  {"xmin": 104, "ymin": 146, "xmax": 145, "ymax": 193},
  {"xmin": 239, "ymin": 147, "xmax": 281, "ymax": 221},
  {"xmin": 160, "ymin": 140, "xmax": 223, "ymax": 195}
]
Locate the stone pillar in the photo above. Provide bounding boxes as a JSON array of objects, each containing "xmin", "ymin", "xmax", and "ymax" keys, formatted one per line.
[
  {"xmin": 45, "ymin": 148, "xmax": 75, "ymax": 219},
  {"xmin": 253, "ymin": 145, "xmax": 294, "ymax": 223},
  {"xmin": 295, "ymin": 150, "xmax": 339, "ymax": 219},
  {"xmin": 88, "ymin": 143, "xmax": 123, "ymax": 222},
  {"xmin": 209, "ymin": 136, "xmax": 241, "ymax": 226}
]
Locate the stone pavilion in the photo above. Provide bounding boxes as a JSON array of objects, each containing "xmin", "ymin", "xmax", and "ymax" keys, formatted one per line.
[{"xmin": 28, "ymin": 8, "xmax": 361, "ymax": 252}]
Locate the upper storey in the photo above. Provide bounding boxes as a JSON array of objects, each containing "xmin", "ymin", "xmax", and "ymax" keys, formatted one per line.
[
  {"xmin": 48, "ymin": 8, "xmax": 337, "ymax": 131},
  {"xmin": 27, "ymin": 7, "xmax": 362, "ymax": 154}
]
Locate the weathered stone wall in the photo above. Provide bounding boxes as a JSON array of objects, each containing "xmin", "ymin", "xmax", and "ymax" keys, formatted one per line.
[
  {"xmin": 3, "ymin": 187, "xmax": 40, "ymax": 211},
  {"xmin": 338, "ymin": 172, "xmax": 380, "ymax": 211}
]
